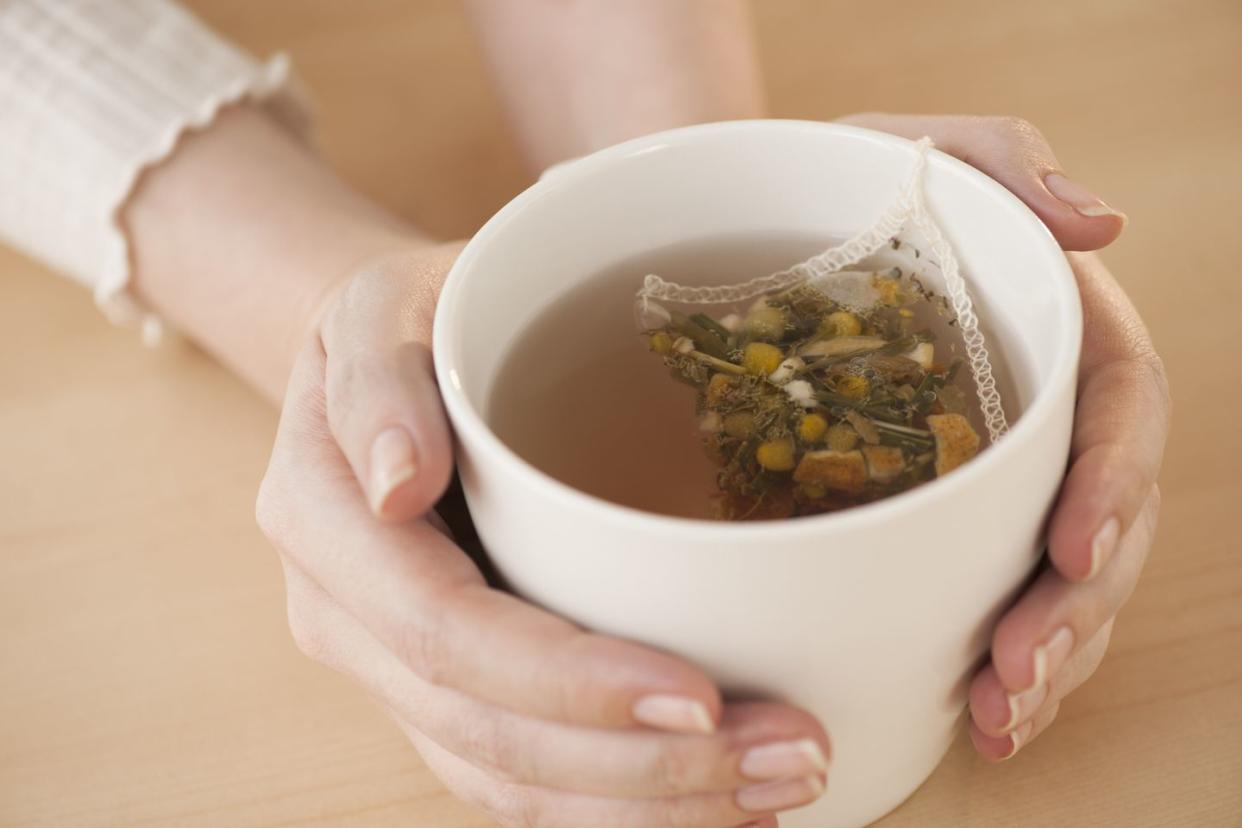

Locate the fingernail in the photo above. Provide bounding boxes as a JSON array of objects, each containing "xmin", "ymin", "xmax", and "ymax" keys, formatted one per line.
[
  {"xmin": 1086, "ymin": 517, "xmax": 1121, "ymax": 580},
  {"xmin": 1002, "ymin": 682, "xmax": 1048, "ymax": 733},
  {"xmin": 1022, "ymin": 626, "xmax": 1075, "ymax": 693},
  {"xmin": 737, "ymin": 775, "xmax": 826, "ymax": 813},
  {"xmin": 999, "ymin": 719, "xmax": 1035, "ymax": 760},
  {"xmin": 740, "ymin": 738, "xmax": 829, "ymax": 781},
  {"xmin": 632, "ymin": 695, "xmax": 715, "ymax": 735},
  {"xmin": 1044, "ymin": 173, "xmax": 1128, "ymax": 224},
  {"xmin": 369, "ymin": 426, "xmax": 418, "ymax": 515}
]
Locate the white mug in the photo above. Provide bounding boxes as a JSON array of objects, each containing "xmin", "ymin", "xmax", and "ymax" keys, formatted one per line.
[{"xmin": 434, "ymin": 120, "xmax": 1081, "ymax": 828}]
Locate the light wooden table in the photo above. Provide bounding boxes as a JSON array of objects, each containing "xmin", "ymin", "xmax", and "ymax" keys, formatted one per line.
[{"xmin": 3, "ymin": 2, "xmax": 1240, "ymax": 825}]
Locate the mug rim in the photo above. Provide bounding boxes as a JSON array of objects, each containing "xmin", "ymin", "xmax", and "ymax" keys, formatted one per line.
[{"xmin": 433, "ymin": 119, "xmax": 1082, "ymax": 541}]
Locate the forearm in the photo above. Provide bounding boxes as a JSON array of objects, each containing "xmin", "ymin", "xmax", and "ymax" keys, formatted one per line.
[
  {"xmin": 467, "ymin": 0, "xmax": 766, "ymax": 171},
  {"xmin": 125, "ymin": 106, "xmax": 427, "ymax": 402}
]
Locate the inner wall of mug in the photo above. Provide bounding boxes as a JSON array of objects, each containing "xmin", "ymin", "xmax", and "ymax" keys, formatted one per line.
[{"xmin": 448, "ymin": 123, "xmax": 1070, "ymax": 423}]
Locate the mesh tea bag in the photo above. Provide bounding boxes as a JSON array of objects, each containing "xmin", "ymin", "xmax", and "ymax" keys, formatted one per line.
[{"xmin": 635, "ymin": 138, "xmax": 1009, "ymax": 520}]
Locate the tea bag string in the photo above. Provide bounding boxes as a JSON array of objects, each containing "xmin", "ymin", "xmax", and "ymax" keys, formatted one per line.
[
  {"xmin": 637, "ymin": 137, "xmax": 1009, "ymax": 443},
  {"xmin": 903, "ymin": 146, "xmax": 1010, "ymax": 442},
  {"xmin": 636, "ymin": 140, "xmax": 933, "ymax": 308}
]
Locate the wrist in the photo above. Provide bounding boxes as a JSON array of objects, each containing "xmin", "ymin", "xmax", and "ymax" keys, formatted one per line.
[
  {"xmin": 125, "ymin": 104, "xmax": 432, "ymax": 401},
  {"xmin": 284, "ymin": 233, "xmax": 438, "ymax": 383}
]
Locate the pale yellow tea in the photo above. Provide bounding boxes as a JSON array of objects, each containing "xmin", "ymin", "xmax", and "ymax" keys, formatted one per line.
[{"xmin": 488, "ymin": 234, "xmax": 999, "ymax": 520}]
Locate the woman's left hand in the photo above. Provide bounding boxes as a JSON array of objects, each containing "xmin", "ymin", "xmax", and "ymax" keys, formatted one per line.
[{"xmin": 840, "ymin": 113, "xmax": 1172, "ymax": 761}]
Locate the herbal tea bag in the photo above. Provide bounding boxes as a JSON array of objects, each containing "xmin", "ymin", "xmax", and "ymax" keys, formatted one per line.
[{"xmin": 635, "ymin": 138, "xmax": 1009, "ymax": 520}]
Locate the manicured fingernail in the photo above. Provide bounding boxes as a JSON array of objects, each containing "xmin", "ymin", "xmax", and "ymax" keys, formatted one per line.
[
  {"xmin": 740, "ymin": 738, "xmax": 829, "ymax": 781},
  {"xmin": 999, "ymin": 719, "xmax": 1035, "ymax": 760},
  {"xmin": 1086, "ymin": 517, "xmax": 1121, "ymax": 580},
  {"xmin": 1023, "ymin": 626, "xmax": 1075, "ymax": 693},
  {"xmin": 737, "ymin": 775, "xmax": 825, "ymax": 812},
  {"xmin": 632, "ymin": 695, "xmax": 715, "ymax": 734},
  {"xmin": 1044, "ymin": 173, "xmax": 1128, "ymax": 224},
  {"xmin": 369, "ymin": 426, "xmax": 418, "ymax": 515},
  {"xmin": 1002, "ymin": 682, "xmax": 1048, "ymax": 733}
]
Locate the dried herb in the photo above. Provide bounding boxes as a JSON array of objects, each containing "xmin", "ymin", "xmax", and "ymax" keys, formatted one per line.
[{"xmin": 643, "ymin": 271, "xmax": 982, "ymax": 520}]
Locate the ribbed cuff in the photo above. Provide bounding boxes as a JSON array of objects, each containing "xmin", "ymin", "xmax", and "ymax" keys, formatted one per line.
[{"xmin": 0, "ymin": 0, "xmax": 313, "ymax": 343}]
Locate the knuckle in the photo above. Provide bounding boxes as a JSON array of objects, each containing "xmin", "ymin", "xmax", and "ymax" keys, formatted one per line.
[
  {"xmin": 989, "ymin": 114, "xmax": 1041, "ymax": 142},
  {"xmin": 490, "ymin": 782, "xmax": 547, "ymax": 828},
  {"xmin": 254, "ymin": 423, "xmax": 334, "ymax": 556},
  {"xmin": 398, "ymin": 592, "xmax": 454, "ymax": 688},
  {"xmin": 1055, "ymin": 621, "xmax": 1112, "ymax": 700},
  {"xmin": 1100, "ymin": 344, "xmax": 1170, "ymax": 416},
  {"xmin": 1135, "ymin": 351, "xmax": 1173, "ymax": 417},
  {"xmin": 319, "ymin": 273, "xmax": 371, "ymax": 346},
  {"xmin": 778, "ymin": 708, "xmax": 830, "ymax": 749},
  {"xmin": 1147, "ymin": 483, "xmax": 1163, "ymax": 516},
  {"xmin": 285, "ymin": 592, "xmax": 328, "ymax": 663},
  {"xmin": 1094, "ymin": 318, "xmax": 1170, "ymax": 415},
  {"xmin": 651, "ymin": 739, "xmax": 699, "ymax": 794},
  {"xmin": 662, "ymin": 792, "xmax": 709, "ymax": 828},
  {"xmin": 992, "ymin": 571, "xmax": 1052, "ymax": 652},
  {"xmin": 1039, "ymin": 702, "xmax": 1062, "ymax": 730},
  {"xmin": 1089, "ymin": 618, "xmax": 1116, "ymax": 661},
  {"xmin": 547, "ymin": 632, "xmax": 591, "ymax": 721},
  {"xmin": 456, "ymin": 712, "xmax": 526, "ymax": 785},
  {"xmin": 254, "ymin": 471, "xmax": 287, "ymax": 546},
  {"xmin": 968, "ymin": 667, "xmax": 1003, "ymax": 720},
  {"xmin": 325, "ymin": 351, "xmax": 385, "ymax": 421},
  {"xmin": 1130, "ymin": 484, "xmax": 1164, "ymax": 550}
]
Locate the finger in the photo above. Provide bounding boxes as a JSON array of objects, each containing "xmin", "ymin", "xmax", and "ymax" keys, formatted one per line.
[
  {"xmin": 281, "ymin": 560, "xmax": 829, "ymax": 797},
  {"xmin": 319, "ymin": 244, "xmax": 461, "ymax": 520},
  {"xmin": 969, "ymin": 702, "xmax": 1061, "ymax": 763},
  {"xmin": 837, "ymin": 113, "xmax": 1126, "ymax": 251},
  {"xmin": 970, "ymin": 623, "xmax": 1106, "ymax": 760},
  {"xmin": 969, "ymin": 617, "xmax": 1113, "ymax": 738},
  {"xmin": 989, "ymin": 487, "xmax": 1159, "ymax": 696},
  {"xmin": 399, "ymin": 718, "xmax": 824, "ymax": 828},
  {"xmin": 259, "ymin": 355, "xmax": 722, "ymax": 733},
  {"xmin": 1048, "ymin": 253, "xmax": 1171, "ymax": 581},
  {"xmin": 1044, "ymin": 617, "xmax": 1114, "ymax": 706}
]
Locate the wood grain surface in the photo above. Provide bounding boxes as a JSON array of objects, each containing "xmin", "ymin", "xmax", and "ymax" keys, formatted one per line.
[{"xmin": 2, "ymin": 1, "xmax": 1239, "ymax": 826}]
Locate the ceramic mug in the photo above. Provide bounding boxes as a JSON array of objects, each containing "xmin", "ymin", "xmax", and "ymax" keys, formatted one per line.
[{"xmin": 433, "ymin": 120, "xmax": 1081, "ymax": 828}]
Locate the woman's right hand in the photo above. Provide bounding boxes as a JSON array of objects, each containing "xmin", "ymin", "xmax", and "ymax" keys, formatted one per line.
[{"xmin": 256, "ymin": 244, "xmax": 830, "ymax": 827}]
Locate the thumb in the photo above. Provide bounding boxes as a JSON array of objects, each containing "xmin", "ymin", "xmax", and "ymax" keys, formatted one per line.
[
  {"xmin": 319, "ymin": 245, "xmax": 461, "ymax": 520},
  {"xmin": 838, "ymin": 113, "xmax": 1126, "ymax": 252}
]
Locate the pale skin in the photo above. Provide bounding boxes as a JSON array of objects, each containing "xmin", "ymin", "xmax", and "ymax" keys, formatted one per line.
[{"xmin": 122, "ymin": 2, "xmax": 1170, "ymax": 825}]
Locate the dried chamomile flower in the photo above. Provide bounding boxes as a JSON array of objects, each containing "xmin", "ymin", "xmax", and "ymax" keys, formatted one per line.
[{"xmin": 639, "ymin": 262, "xmax": 984, "ymax": 519}]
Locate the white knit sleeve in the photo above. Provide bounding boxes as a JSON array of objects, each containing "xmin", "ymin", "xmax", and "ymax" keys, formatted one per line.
[{"xmin": 0, "ymin": 0, "xmax": 311, "ymax": 341}]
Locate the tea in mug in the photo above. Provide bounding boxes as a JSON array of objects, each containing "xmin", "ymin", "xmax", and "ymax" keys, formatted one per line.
[{"xmin": 488, "ymin": 234, "xmax": 996, "ymax": 520}]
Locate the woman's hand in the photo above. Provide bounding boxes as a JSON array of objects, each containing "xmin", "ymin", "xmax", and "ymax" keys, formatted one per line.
[
  {"xmin": 966, "ymin": 250, "xmax": 1167, "ymax": 760},
  {"xmin": 124, "ymin": 102, "xmax": 825, "ymax": 827},
  {"xmin": 256, "ymin": 245, "xmax": 829, "ymax": 828},
  {"xmin": 841, "ymin": 113, "xmax": 1171, "ymax": 760}
]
